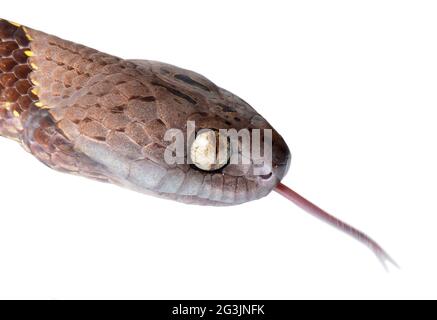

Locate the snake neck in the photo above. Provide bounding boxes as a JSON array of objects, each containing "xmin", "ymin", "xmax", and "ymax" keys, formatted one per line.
[{"xmin": 0, "ymin": 19, "xmax": 38, "ymax": 142}]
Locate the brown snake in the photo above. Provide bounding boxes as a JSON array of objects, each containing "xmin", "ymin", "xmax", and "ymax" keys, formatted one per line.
[{"xmin": 0, "ymin": 19, "xmax": 396, "ymax": 267}]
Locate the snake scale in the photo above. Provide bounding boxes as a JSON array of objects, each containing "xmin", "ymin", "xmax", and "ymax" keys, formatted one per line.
[{"xmin": 0, "ymin": 19, "xmax": 395, "ymax": 267}]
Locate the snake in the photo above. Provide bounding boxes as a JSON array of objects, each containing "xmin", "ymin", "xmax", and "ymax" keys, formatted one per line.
[{"xmin": 0, "ymin": 19, "xmax": 396, "ymax": 268}]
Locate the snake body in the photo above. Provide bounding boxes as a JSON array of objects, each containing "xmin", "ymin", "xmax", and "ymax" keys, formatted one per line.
[{"xmin": 0, "ymin": 19, "xmax": 290, "ymax": 206}]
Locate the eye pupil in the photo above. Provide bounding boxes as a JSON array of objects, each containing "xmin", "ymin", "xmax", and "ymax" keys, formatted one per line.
[{"xmin": 190, "ymin": 130, "xmax": 229, "ymax": 171}]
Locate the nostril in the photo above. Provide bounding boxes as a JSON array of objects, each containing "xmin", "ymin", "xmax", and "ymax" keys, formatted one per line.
[{"xmin": 260, "ymin": 172, "xmax": 273, "ymax": 180}]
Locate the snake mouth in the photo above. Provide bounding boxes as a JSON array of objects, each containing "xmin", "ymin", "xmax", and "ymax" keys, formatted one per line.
[
  {"xmin": 260, "ymin": 172, "xmax": 273, "ymax": 180},
  {"xmin": 275, "ymin": 152, "xmax": 291, "ymax": 181}
]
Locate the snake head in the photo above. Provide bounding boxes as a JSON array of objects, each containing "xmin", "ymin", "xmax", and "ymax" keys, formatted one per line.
[{"xmin": 115, "ymin": 61, "xmax": 292, "ymax": 205}]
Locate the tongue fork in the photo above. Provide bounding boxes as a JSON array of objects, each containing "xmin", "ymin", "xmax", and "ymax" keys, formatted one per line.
[{"xmin": 274, "ymin": 183, "xmax": 398, "ymax": 270}]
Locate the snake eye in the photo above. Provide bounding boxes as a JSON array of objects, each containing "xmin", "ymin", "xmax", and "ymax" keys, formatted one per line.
[{"xmin": 190, "ymin": 130, "xmax": 229, "ymax": 171}]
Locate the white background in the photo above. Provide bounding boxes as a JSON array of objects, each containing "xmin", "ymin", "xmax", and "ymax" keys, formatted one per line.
[{"xmin": 1, "ymin": 0, "xmax": 436, "ymax": 299}]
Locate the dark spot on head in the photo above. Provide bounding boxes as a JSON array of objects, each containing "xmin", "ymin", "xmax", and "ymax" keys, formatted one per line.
[
  {"xmin": 140, "ymin": 96, "xmax": 156, "ymax": 102},
  {"xmin": 94, "ymin": 136, "xmax": 106, "ymax": 142},
  {"xmin": 156, "ymin": 119, "xmax": 165, "ymax": 126},
  {"xmin": 235, "ymin": 117, "xmax": 241, "ymax": 122},
  {"xmin": 174, "ymin": 74, "xmax": 211, "ymax": 92},
  {"xmin": 151, "ymin": 81, "xmax": 197, "ymax": 105},
  {"xmin": 160, "ymin": 68, "xmax": 170, "ymax": 75},
  {"xmin": 225, "ymin": 120, "xmax": 232, "ymax": 126},
  {"xmin": 218, "ymin": 103, "xmax": 236, "ymax": 113},
  {"xmin": 110, "ymin": 106, "xmax": 125, "ymax": 114}
]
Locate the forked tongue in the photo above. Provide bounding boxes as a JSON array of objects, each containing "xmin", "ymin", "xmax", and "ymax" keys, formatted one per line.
[{"xmin": 274, "ymin": 183, "xmax": 398, "ymax": 270}]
